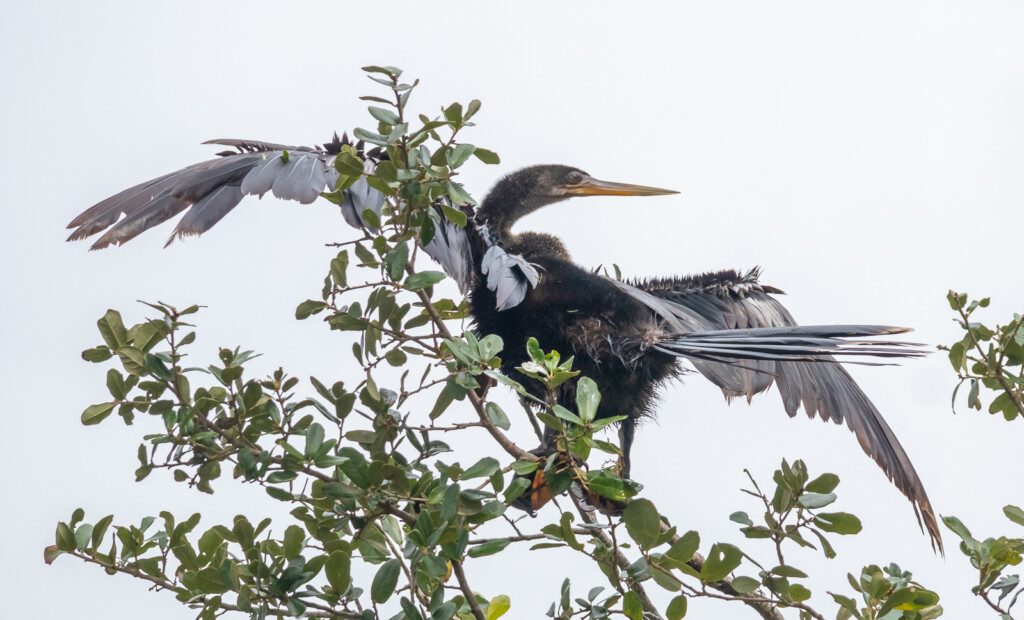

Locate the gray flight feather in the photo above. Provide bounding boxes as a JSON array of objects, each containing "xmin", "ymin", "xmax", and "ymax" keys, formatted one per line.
[
  {"xmin": 67, "ymin": 171, "xmax": 182, "ymax": 242},
  {"xmin": 240, "ymin": 154, "xmax": 287, "ymax": 197},
  {"xmin": 421, "ymin": 199, "xmax": 474, "ymax": 294},
  {"xmin": 68, "ymin": 138, "xmax": 343, "ymax": 249},
  {"xmin": 271, "ymin": 153, "xmax": 327, "ymax": 204},
  {"xmin": 481, "ymin": 246, "xmax": 540, "ymax": 311},
  {"xmin": 339, "ymin": 177, "xmax": 385, "ymax": 230},
  {"xmin": 166, "ymin": 184, "xmax": 245, "ymax": 246}
]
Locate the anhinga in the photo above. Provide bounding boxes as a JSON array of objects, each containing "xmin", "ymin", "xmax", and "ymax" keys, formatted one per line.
[{"xmin": 66, "ymin": 135, "xmax": 942, "ymax": 552}]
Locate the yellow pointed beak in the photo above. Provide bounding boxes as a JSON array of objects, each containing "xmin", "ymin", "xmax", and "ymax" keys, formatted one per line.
[{"xmin": 563, "ymin": 176, "xmax": 679, "ymax": 197}]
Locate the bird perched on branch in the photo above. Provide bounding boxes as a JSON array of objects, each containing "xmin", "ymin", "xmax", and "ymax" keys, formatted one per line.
[{"xmin": 67, "ymin": 135, "xmax": 942, "ymax": 552}]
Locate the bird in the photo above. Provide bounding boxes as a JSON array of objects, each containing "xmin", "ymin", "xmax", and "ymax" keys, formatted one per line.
[{"xmin": 66, "ymin": 135, "xmax": 942, "ymax": 552}]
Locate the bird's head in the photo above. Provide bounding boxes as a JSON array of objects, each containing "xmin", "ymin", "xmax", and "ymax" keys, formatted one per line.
[{"xmin": 479, "ymin": 164, "xmax": 678, "ymax": 233}]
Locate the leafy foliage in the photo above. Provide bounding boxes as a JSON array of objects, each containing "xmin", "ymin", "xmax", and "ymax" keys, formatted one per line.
[
  {"xmin": 944, "ymin": 291, "xmax": 1024, "ymax": 421},
  {"xmin": 48, "ymin": 67, "xmax": 1024, "ymax": 620}
]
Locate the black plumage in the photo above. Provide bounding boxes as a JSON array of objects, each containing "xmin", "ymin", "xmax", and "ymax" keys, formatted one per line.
[{"xmin": 65, "ymin": 141, "xmax": 941, "ymax": 552}]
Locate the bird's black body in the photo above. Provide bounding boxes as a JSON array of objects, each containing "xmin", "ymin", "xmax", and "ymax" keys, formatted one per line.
[
  {"xmin": 65, "ymin": 140, "xmax": 943, "ymax": 552},
  {"xmin": 472, "ymin": 254, "xmax": 680, "ymax": 424}
]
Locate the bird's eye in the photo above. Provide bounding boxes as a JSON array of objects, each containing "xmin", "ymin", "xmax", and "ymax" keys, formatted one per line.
[{"xmin": 567, "ymin": 171, "xmax": 584, "ymax": 184}]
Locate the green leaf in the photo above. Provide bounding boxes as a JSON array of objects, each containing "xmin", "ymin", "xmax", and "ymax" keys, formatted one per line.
[
  {"xmin": 385, "ymin": 242, "xmax": 409, "ymax": 281},
  {"xmin": 948, "ymin": 341, "xmax": 966, "ymax": 371},
  {"xmin": 325, "ymin": 550, "xmax": 351, "ymax": 594},
  {"xmin": 354, "ymin": 127, "xmax": 387, "ymax": 147},
  {"xmin": 806, "ymin": 473, "xmax": 840, "ymax": 494},
  {"xmin": 622, "ymin": 591, "xmax": 642, "ymax": 620},
  {"xmin": 55, "ymin": 522, "xmax": 76, "ymax": 552},
  {"xmin": 361, "ymin": 206, "xmax": 382, "ymax": 228},
  {"xmin": 74, "ymin": 524, "xmax": 93, "ymax": 550},
  {"xmin": 283, "ymin": 525, "xmax": 304, "ymax": 559},
  {"xmin": 266, "ymin": 487, "xmax": 292, "ymax": 501},
  {"xmin": 97, "ymin": 310, "xmax": 127, "ymax": 348},
  {"xmin": 502, "ymin": 477, "xmax": 531, "ymax": 504},
  {"xmin": 485, "ymin": 594, "xmax": 511, "ymax": 620},
  {"xmin": 441, "ymin": 203, "xmax": 468, "ymax": 227},
  {"xmin": 463, "ymin": 457, "xmax": 500, "ymax": 480},
  {"xmin": 81, "ymin": 402, "xmax": 116, "ymax": 426},
  {"xmin": 666, "ymin": 531, "xmax": 700, "ymax": 565},
  {"xmin": 797, "ymin": 492, "xmax": 836, "ymax": 509},
  {"xmin": 771, "ymin": 565, "xmax": 808, "ymax": 578},
  {"xmin": 586, "ymin": 470, "xmax": 631, "ymax": 501},
  {"xmin": 368, "ymin": 106, "xmax": 400, "ymax": 125},
  {"xmin": 666, "ymin": 594, "xmax": 688, "ymax": 619},
  {"xmin": 445, "ymin": 180, "xmax": 476, "ymax": 206},
  {"xmin": 443, "ymin": 102, "xmax": 463, "ymax": 124},
  {"xmin": 575, "ymin": 377, "xmax": 601, "ymax": 423},
  {"xmin": 510, "ymin": 460, "xmax": 538, "ymax": 475},
  {"xmin": 362, "ymin": 65, "xmax": 402, "ymax": 78},
  {"xmin": 404, "ymin": 271, "xmax": 446, "ymax": 291},
  {"xmin": 117, "ymin": 346, "xmax": 149, "ymax": 376},
  {"xmin": 440, "ymin": 483, "xmax": 460, "ymax": 522},
  {"xmin": 334, "ymin": 151, "xmax": 364, "ymax": 176},
  {"xmin": 552, "ymin": 405, "xmax": 583, "ymax": 426},
  {"xmin": 447, "ymin": 144, "xmax": 476, "ymax": 169},
  {"xmin": 371, "ymin": 558, "xmax": 401, "ymax": 603},
  {"xmin": 943, "ymin": 515, "xmax": 975, "ymax": 546},
  {"xmin": 304, "ymin": 423, "xmax": 325, "ymax": 459},
  {"xmin": 1005, "ymin": 505, "xmax": 1024, "ymax": 527},
  {"xmin": 296, "ymin": 300, "xmax": 327, "ymax": 320},
  {"xmin": 700, "ymin": 543, "xmax": 742, "ymax": 583},
  {"xmin": 730, "ymin": 576, "xmax": 760, "ymax": 594},
  {"xmin": 195, "ymin": 567, "xmax": 230, "ymax": 594},
  {"xmin": 813, "ymin": 512, "xmax": 862, "ymax": 535},
  {"xmin": 789, "ymin": 583, "xmax": 812, "ymax": 602},
  {"xmin": 82, "ymin": 346, "xmax": 113, "ymax": 362},
  {"xmin": 132, "ymin": 320, "xmax": 170, "ymax": 352},
  {"xmin": 729, "ymin": 511, "xmax": 753, "ymax": 526},
  {"xmin": 91, "ymin": 515, "xmax": 113, "ymax": 549},
  {"xmin": 485, "ymin": 402, "xmax": 510, "ymax": 430},
  {"xmin": 623, "ymin": 499, "xmax": 661, "ymax": 550},
  {"xmin": 879, "ymin": 586, "xmax": 939, "ymax": 616},
  {"xmin": 473, "ymin": 148, "xmax": 500, "ymax": 165},
  {"xmin": 468, "ymin": 539, "xmax": 511, "ymax": 558},
  {"xmin": 968, "ymin": 378, "xmax": 980, "ymax": 409}
]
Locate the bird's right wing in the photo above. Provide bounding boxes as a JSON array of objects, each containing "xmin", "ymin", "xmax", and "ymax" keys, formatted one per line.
[
  {"xmin": 604, "ymin": 270, "xmax": 943, "ymax": 553},
  {"xmin": 68, "ymin": 137, "xmax": 537, "ymax": 310}
]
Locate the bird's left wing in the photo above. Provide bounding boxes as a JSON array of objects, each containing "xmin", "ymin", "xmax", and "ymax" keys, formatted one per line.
[{"xmin": 604, "ymin": 268, "xmax": 943, "ymax": 553}]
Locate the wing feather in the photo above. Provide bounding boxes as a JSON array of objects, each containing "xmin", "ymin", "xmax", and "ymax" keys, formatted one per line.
[
  {"xmin": 68, "ymin": 139, "xmax": 346, "ymax": 247},
  {"xmin": 271, "ymin": 153, "xmax": 326, "ymax": 204},
  {"xmin": 166, "ymin": 184, "xmax": 245, "ymax": 245},
  {"xmin": 616, "ymin": 269, "xmax": 942, "ymax": 553}
]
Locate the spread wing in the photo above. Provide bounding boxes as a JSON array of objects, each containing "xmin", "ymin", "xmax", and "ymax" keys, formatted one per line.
[
  {"xmin": 66, "ymin": 136, "xmax": 383, "ymax": 250},
  {"xmin": 67, "ymin": 136, "xmax": 535, "ymax": 309},
  {"xmin": 607, "ymin": 267, "xmax": 942, "ymax": 553}
]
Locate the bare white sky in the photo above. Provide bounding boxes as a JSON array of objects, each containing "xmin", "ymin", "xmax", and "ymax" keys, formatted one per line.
[{"xmin": 3, "ymin": 2, "xmax": 1024, "ymax": 618}]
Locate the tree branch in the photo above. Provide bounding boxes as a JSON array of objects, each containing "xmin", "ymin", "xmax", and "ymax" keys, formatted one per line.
[{"xmin": 451, "ymin": 559, "xmax": 486, "ymax": 620}]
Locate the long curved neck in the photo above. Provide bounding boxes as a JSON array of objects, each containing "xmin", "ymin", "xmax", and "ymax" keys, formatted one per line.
[
  {"xmin": 477, "ymin": 174, "xmax": 570, "ymax": 261},
  {"xmin": 478, "ymin": 169, "xmax": 562, "ymax": 240}
]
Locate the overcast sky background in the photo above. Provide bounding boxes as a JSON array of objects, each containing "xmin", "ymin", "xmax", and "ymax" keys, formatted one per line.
[{"xmin": 3, "ymin": 2, "xmax": 1024, "ymax": 618}]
